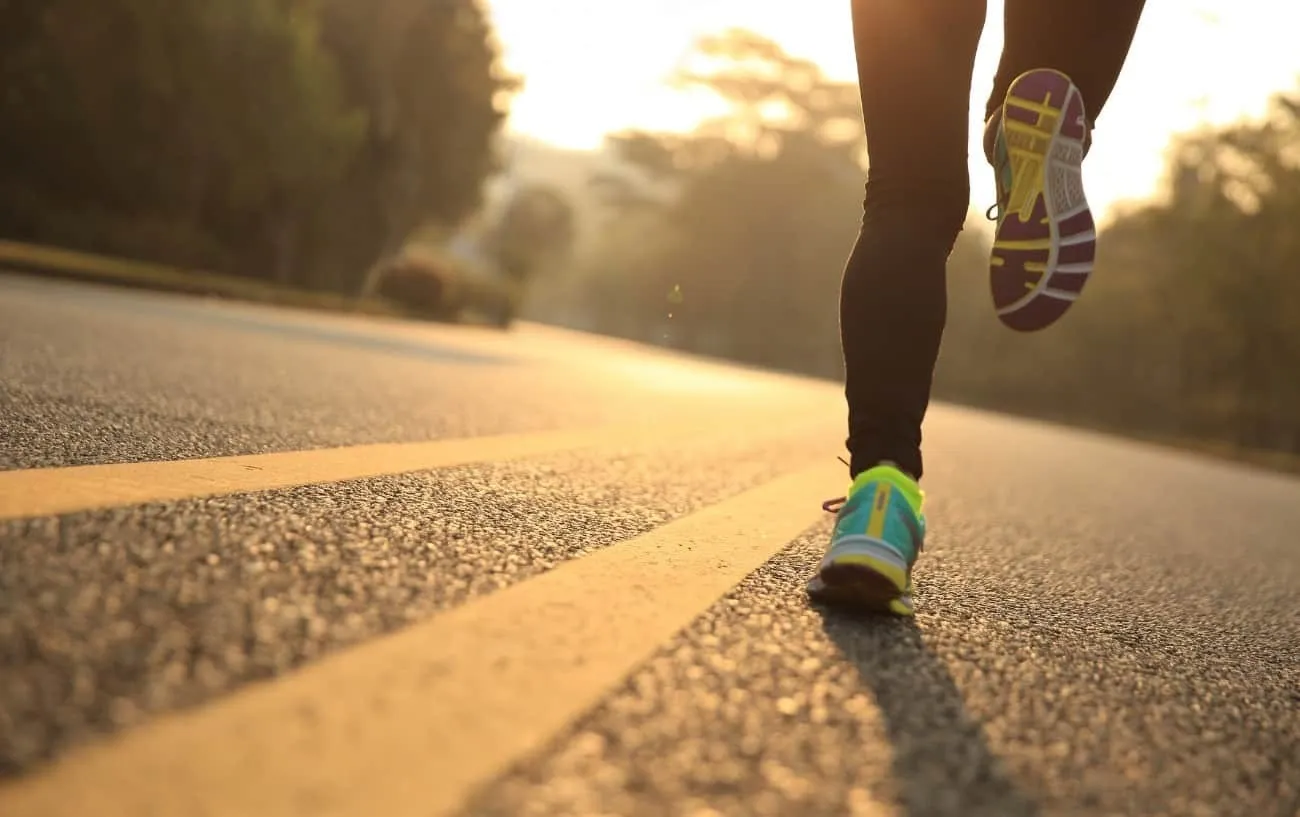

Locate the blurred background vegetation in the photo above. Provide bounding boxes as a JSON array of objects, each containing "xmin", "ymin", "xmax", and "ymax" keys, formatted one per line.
[{"xmin": 2, "ymin": 1, "xmax": 1299, "ymax": 460}]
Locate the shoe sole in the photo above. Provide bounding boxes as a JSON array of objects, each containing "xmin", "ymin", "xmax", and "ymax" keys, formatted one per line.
[
  {"xmin": 807, "ymin": 540, "xmax": 914, "ymax": 616},
  {"xmin": 990, "ymin": 68, "xmax": 1096, "ymax": 332}
]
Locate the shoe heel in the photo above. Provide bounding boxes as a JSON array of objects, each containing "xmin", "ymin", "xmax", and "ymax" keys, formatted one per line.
[{"xmin": 809, "ymin": 539, "xmax": 910, "ymax": 613}]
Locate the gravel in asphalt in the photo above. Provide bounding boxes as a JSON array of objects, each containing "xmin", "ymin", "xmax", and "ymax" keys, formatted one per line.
[
  {"xmin": 0, "ymin": 428, "xmax": 830, "ymax": 777},
  {"xmin": 1, "ymin": 275, "xmax": 818, "ymax": 470},
  {"xmin": 4, "ymin": 275, "xmax": 1299, "ymax": 817}
]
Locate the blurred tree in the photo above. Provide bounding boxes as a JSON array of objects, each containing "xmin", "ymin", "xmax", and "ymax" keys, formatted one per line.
[
  {"xmin": 483, "ymin": 183, "xmax": 576, "ymax": 283},
  {"xmin": 0, "ymin": 0, "xmax": 513, "ymax": 294},
  {"xmin": 314, "ymin": 0, "xmax": 518, "ymax": 294},
  {"xmin": 1114, "ymin": 95, "xmax": 1300, "ymax": 449},
  {"xmin": 585, "ymin": 29, "xmax": 868, "ymax": 375},
  {"xmin": 0, "ymin": 0, "xmax": 363, "ymax": 275}
]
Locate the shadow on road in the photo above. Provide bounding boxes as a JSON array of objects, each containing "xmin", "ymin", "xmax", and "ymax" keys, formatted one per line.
[{"xmin": 816, "ymin": 608, "xmax": 1040, "ymax": 817}]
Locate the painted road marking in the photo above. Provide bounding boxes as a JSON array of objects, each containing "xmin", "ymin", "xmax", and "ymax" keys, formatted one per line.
[
  {"xmin": 0, "ymin": 416, "xmax": 815, "ymax": 521},
  {"xmin": 0, "ymin": 461, "xmax": 840, "ymax": 817}
]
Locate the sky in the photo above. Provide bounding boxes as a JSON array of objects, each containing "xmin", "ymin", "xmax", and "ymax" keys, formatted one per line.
[{"xmin": 482, "ymin": 0, "xmax": 1300, "ymax": 224}]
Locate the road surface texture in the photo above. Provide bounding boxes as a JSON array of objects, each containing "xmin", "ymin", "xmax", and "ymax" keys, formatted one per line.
[{"xmin": 1, "ymin": 272, "xmax": 1297, "ymax": 817}]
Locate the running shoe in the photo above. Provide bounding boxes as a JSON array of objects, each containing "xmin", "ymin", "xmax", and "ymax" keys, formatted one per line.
[
  {"xmin": 807, "ymin": 463, "xmax": 925, "ymax": 616},
  {"xmin": 987, "ymin": 68, "xmax": 1097, "ymax": 332}
]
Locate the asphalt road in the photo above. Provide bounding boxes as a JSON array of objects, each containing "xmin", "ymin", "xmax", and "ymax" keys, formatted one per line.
[{"xmin": 1, "ymin": 272, "xmax": 1297, "ymax": 817}]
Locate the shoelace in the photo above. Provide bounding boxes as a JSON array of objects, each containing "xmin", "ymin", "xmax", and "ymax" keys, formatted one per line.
[
  {"xmin": 985, "ymin": 202, "xmax": 1001, "ymax": 222},
  {"xmin": 822, "ymin": 456, "xmax": 851, "ymax": 514}
]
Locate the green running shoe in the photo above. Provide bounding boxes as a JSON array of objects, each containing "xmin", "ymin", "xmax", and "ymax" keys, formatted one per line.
[{"xmin": 807, "ymin": 463, "xmax": 925, "ymax": 616}]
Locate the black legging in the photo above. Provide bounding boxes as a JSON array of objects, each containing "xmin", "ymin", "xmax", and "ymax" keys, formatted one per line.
[{"xmin": 842, "ymin": 0, "xmax": 1147, "ymax": 480}]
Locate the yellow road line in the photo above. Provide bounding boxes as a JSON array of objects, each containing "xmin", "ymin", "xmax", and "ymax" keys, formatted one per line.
[
  {"xmin": 0, "ymin": 428, "xmax": 602, "ymax": 520},
  {"xmin": 0, "ymin": 417, "xmax": 803, "ymax": 521},
  {"xmin": 0, "ymin": 461, "xmax": 840, "ymax": 817}
]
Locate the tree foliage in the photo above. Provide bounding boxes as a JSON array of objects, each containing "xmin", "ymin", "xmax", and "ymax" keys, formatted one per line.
[
  {"xmin": 483, "ymin": 183, "xmax": 576, "ymax": 283},
  {"xmin": 0, "ymin": 0, "xmax": 514, "ymax": 292},
  {"xmin": 575, "ymin": 29, "xmax": 866, "ymax": 374}
]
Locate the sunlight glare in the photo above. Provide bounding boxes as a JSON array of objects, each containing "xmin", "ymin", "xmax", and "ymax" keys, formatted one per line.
[{"xmin": 486, "ymin": 0, "xmax": 1300, "ymax": 220}]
